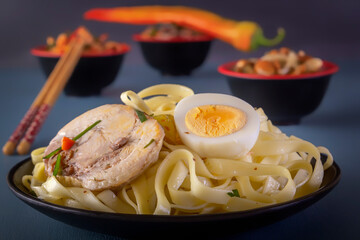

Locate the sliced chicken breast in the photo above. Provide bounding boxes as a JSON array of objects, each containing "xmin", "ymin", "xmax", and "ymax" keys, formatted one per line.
[{"xmin": 43, "ymin": 104, "xmax": 165, "ymax": 191}]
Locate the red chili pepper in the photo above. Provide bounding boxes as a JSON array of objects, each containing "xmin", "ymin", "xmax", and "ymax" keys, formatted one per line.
[
  {"xmin": 61, "ymin": 136, "xmax": 75, "ymax": 151},
  {"xmin": 84, "ymin": 6, "xmax": 285, "ymax": 51}
]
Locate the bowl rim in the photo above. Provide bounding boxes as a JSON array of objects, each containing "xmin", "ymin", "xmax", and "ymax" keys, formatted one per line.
[
  {"xmin": 31, "ymin": 43, "xmax": 131, "ymax": 58},
  {"xmin": 132, "ymin": 34, "xmax": 214, "ymax": 43},
  {"xmin": 218, "ymin": 60, "xmax": 339, "ymax": 80}
]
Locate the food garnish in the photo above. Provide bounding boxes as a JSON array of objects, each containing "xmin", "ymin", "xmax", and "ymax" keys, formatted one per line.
[
  {"xmin": 61, "ymin": 137, "xmax": 75, "ymax": 151},
  {"xmin": 227, "ymin": 189, "xmax": 240, "ymax": 198},
  {"xmin": 53, "ymin": 154, "xmax": 62, "ymax": 176},
  {"xmin": 73, "ymin": 120, "xmax": 101, "ymax": 141},
  {"xmin": 135, "ymin": 109, "xmax": 147, "ymax": 123},
  {"xmin": 43, "ymin": 147, "xmax": 61, "ymax": 160},
  {"xmin": 84, "ymin": 6, "xmax": 285, "ymax": 51},
  {"xmin": 43, "ymin": 120, "xmax": 101, "ymax": 159},
  {"xmin": 144, "ymin": 139, "xmax": 155, "ymax": 149}
]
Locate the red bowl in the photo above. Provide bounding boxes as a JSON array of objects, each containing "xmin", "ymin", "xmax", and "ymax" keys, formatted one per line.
[
  {"xmin": 31, "ymin": 44, "xmax": 130, "ymax": 96},
  {"xmin": 218, "ymin": 60, "xmax": 339, "ymax": 125},
  {"xmin": 133, "ymin": 34, "xmax": 213, "ymax": 76},
  {"xmin": 218, "ymin": 61, "xmax": 338, "ymax": 80}
]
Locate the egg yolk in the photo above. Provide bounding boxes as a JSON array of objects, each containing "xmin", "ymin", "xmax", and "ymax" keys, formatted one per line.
[{"xmin": 185, "ymin": 105, "xmax": 247, "ymax": 137}]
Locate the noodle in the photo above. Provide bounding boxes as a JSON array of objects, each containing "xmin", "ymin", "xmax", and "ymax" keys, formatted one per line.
[{"xmin": 22, "ymin": 84, "xmax": 333, "ymax": 215}]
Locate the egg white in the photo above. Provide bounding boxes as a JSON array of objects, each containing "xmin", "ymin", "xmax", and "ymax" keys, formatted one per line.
[{"xmin": 174, "ymin": 93, "xmax": 260, "ymax": 159}]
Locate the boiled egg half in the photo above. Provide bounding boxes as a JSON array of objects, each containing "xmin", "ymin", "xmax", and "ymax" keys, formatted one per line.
[{"xmin": 174, "ymin": 93, "xmax": 260, "ymax": 159}]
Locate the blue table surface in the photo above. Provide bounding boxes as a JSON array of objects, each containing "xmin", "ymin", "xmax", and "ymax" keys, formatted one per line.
[{"xmin": 0, "ymin": 59, "xmax": 359, "ymax": 240}]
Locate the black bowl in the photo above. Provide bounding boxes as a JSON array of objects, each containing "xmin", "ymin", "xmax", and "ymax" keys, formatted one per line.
[
  {"xmin": 7, "ymin": 158, "xmax": 340, "ymax": 238},
  {"xmin": 218, "ymin": 61, "xmax": 339, "ymax": 125},
  {"xmin": 31, "ymin": 44, "xmax": 130, "ymax": 96},
  {"xmin": 133, "ymin": 34, "xmax": 212, "ymax": 76}
]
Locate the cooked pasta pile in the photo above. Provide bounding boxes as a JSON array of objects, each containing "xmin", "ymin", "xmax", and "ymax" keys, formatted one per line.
[{"xmin": 22, "ymin": 84, "xmax": 333, "ymax": 215}]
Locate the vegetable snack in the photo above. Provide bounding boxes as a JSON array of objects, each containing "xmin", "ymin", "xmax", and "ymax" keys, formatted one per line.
[
  {"xmin": 234, "ymin": 47, "xmax": 324, "ymax": 76},
  {"xmin": 46, "ymin": 26, "xmax": 125, "ymax": 55}
]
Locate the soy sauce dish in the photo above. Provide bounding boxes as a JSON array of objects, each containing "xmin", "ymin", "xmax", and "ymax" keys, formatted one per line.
[
  {"xmin": 218, "ymin": 58, "xmax": 339, "ymax": 125},
  {"xmin": 133, "ymin": 24, "xmax": 213, "ymax": 76}
]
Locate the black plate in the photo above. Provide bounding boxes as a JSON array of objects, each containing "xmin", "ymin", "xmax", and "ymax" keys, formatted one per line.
[{"xmin": 7, "ymin": 158, "xmax": 340, "ymax": 238}]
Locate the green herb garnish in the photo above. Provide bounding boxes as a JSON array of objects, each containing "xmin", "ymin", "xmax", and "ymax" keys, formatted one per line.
[
  {"xmin": 73, "ymin": 120, "xmax": 101, "ymax": 141},
  {"xmin": 135, "ymin": 110, "xmax": 147, "ymax": 123},
  {"xmin": 53, "ymin": 154, "xmax": 62, "ymax": 176},
  {"xmin": 43, "ymin": 120, "xmax": 102, "ymax": 159},
  {"xmin": 43, "ymin": 147, "xmax": 61, "ymax": 160},
  {"xmin": 227, "ymin": 189, "xmax": 240, "ymax": 198},
  {"xmin": 144, "ymin": 139, "xmax": 155, "ymax": 149}
]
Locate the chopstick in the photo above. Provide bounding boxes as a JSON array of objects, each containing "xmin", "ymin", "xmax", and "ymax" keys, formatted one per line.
[
  {"xmin": 2, "ymin": 27, "xmax": 91, "ymax": 155},
  {"xmin": 2, "ymin": 38, "xmax": 77, "ymax": 155},
  {"xmin": 16, "ymin": 38, "xmax": 86, "ymax": 155}
]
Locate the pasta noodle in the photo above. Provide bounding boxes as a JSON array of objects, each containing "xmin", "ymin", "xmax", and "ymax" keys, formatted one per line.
[
  {"xmin": 22, "ymin": 84, "xmax": 333, "ymax": 215},
  {"xmin": 120, "ymin": 84, "xmax": 194, "ymax": 115}
]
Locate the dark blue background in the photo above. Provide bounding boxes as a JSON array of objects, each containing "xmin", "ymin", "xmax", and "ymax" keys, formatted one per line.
[{"xmin": 0, "ymin": 0, "xmax": 359, "ymax": 68}]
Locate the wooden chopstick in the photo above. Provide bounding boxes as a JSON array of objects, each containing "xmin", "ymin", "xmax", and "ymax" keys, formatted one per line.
[
  {"xmin": 16, "ymin": 37, "xmax": 87, "ymax": 155},
  {"xmin": 2, "ymin": 27, "xmax": 92, "ymax": 155},
  {"xmin": 2, "ymin": 39, "xmax": 78, "ymax": 155}
]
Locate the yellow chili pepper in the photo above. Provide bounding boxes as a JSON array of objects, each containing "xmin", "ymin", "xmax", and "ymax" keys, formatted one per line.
[{"xmin": 84, "ymin": 6, "xmax": 285, "ymax": 51}]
